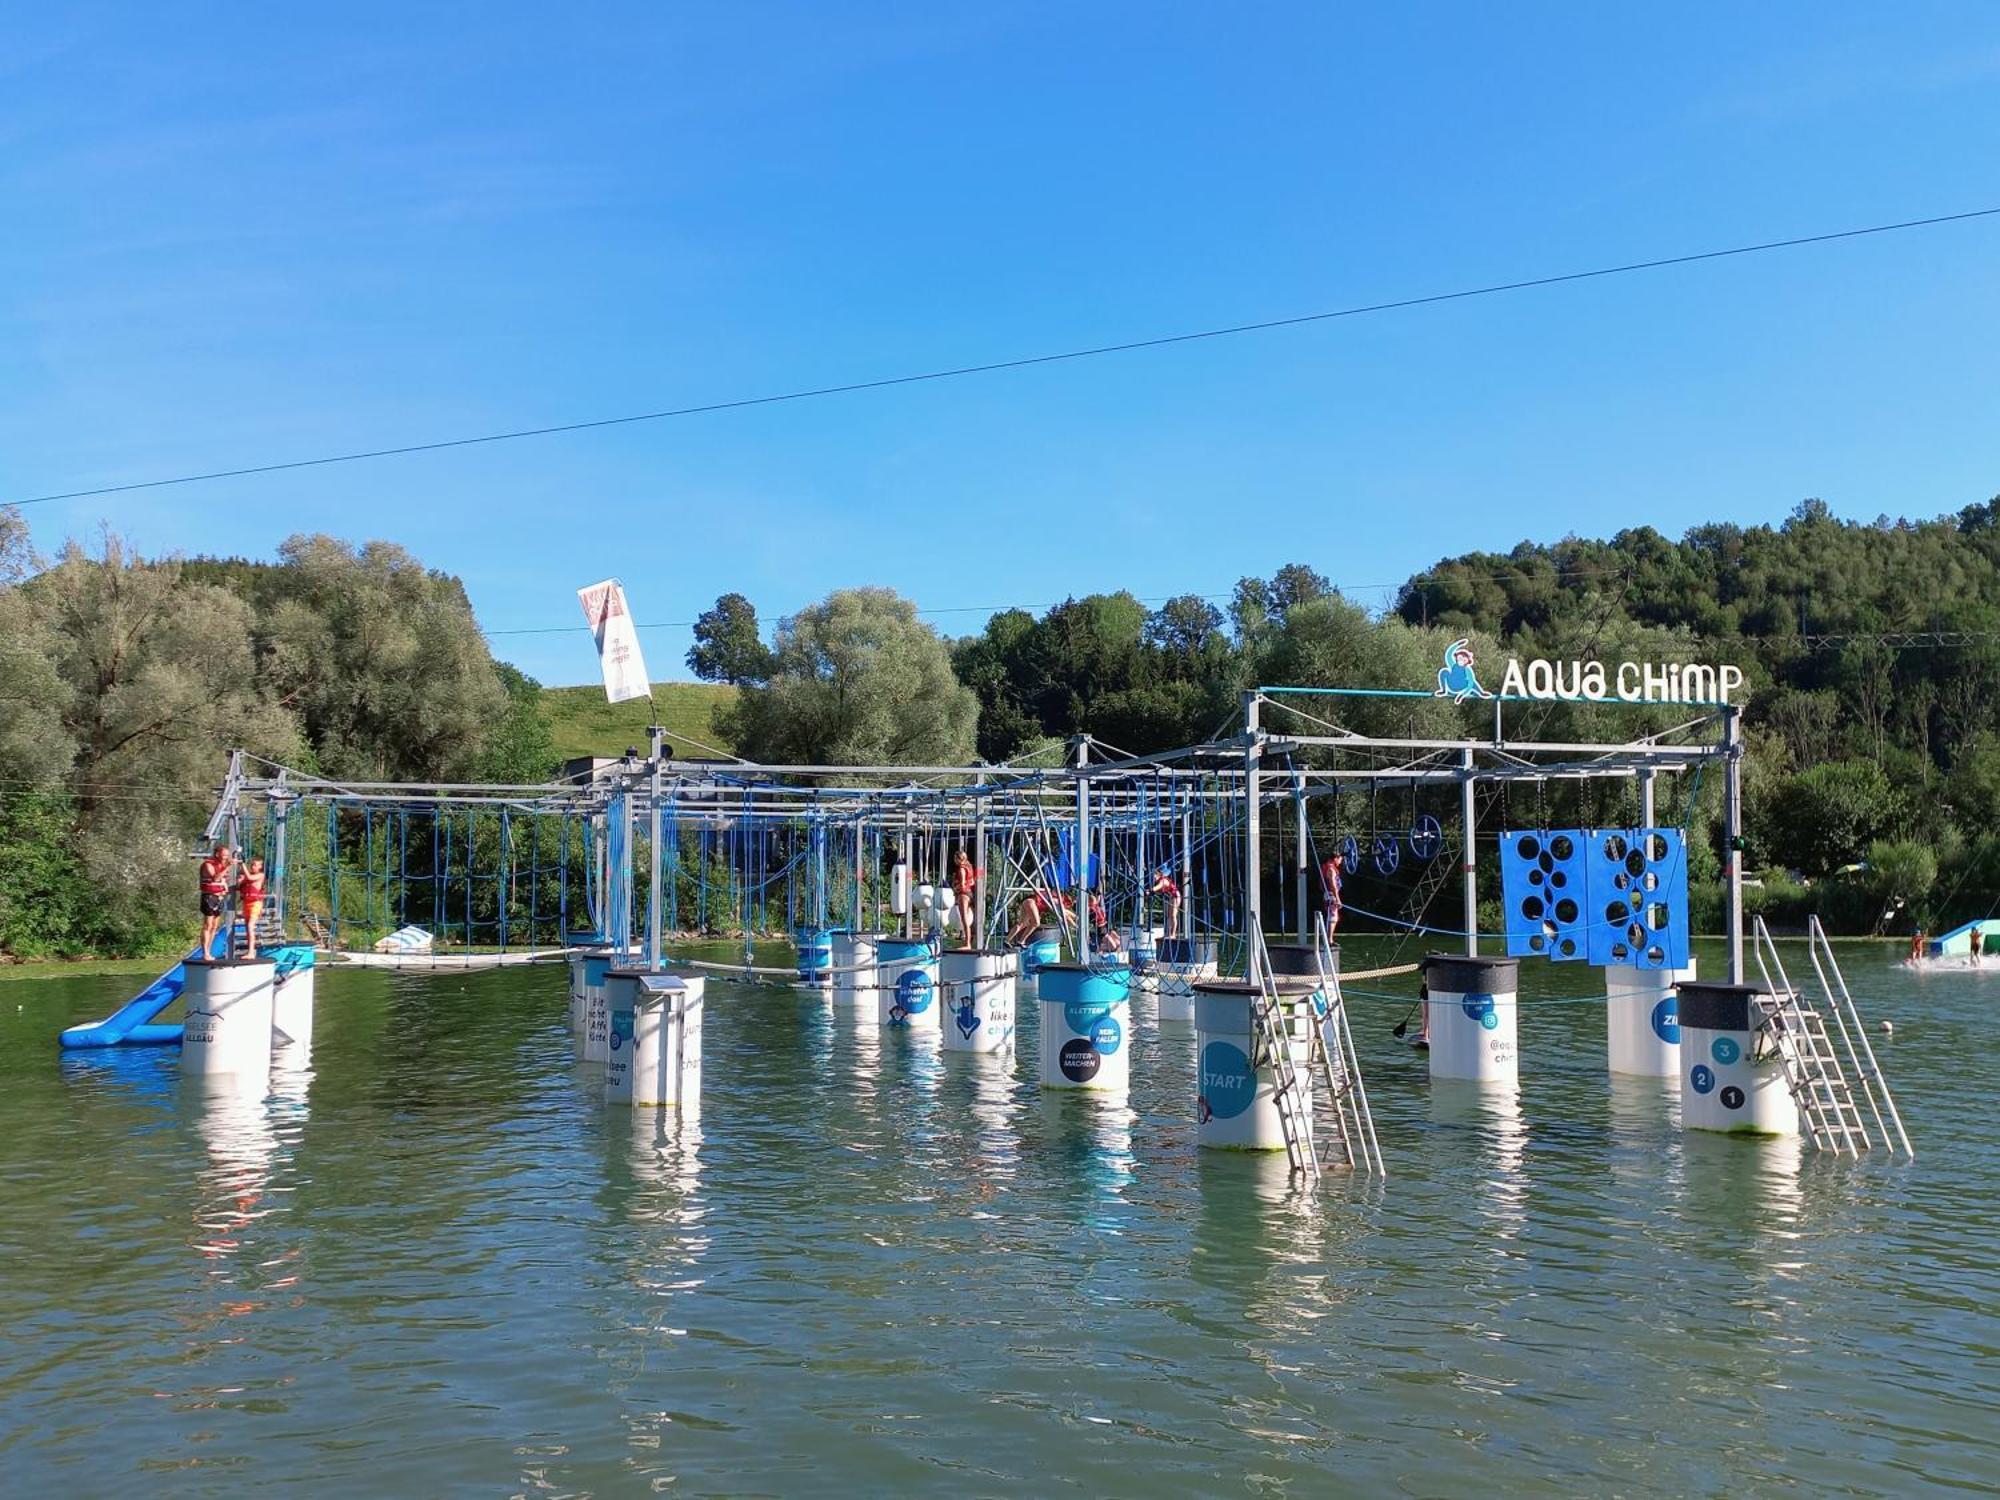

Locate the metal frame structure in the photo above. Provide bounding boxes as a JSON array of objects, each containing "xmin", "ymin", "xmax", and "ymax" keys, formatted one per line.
[{"xmin": 198, "ymin": 684, "xmax": 1745, "ymax": 982}]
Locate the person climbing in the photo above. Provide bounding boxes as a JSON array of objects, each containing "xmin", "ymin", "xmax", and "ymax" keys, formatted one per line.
[
  {"xmin": 950, "ymin": 848, "xmax": 979, "ymax": 949},
  {"xmin": 197, "ymin": 842, "xmax": 236, "ymax": 957},
  {"xmin": 1149, "ymin": 867, "xmax": 1182, "ymax": 939},
  {"xmin": 236, "ymin": 855, "xmax": 268, "ymax": 958},
  {"xmin": 1005, "ymin": 888, "xmax": 1062, "ymax": 947},
  {"xmin": 1319, "ymin": 850, "xmax": 1346, "ymax": 936}
]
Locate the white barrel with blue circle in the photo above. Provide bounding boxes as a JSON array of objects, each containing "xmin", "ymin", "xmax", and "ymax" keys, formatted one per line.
[
  {"xmin": 582, "ymin": 954, "xmax": 615, "ymax": 1062},
  {"xmin": 606, "ymin": 970, "xmax": 706, "ymax": 1109},
  {"xmin": 568, "ymin": 952, "xmax": 589, "ymax": 1030},
  {"xmin": 1676, "ymin": 981, "xmax": 1799, "ymax": 1136},
  {"xmin": 574, "ymin": 951, "xmax": 611, "ymax": 1034},
  {"xmin": 876, "ymin": 936, "xmax": 940, "ymax": 1029},
  {"xmin": 1192, "ymin": 980, "xmax": 1311, "ymax": 1150},
  {"xmin": 1604, "ymin": 960, "xmax": 1695, "ymax": 1077},
  {"xmin": 181, "ymin": 957, "xmax": 276, "ymax": 1079},
  {"xmin": 1021, "ymin": 927, "xmax": 1064, "ymax": 994},
  {"xmin": 270, "ymin": 946, "xmax": 316, "ymax": 1052},
  {"xmin": 1423, "ymin": 953, "xmax": 1519, "ymax": 1084},
  {"xmin": 795, "ymin": 927, "xmax": 835, "ymax": 988},
  {"xmin": 1036, "ymin": 962, "xmax": 1131, "ymax": 1090},
  {"xmin": 940, "ymin": 948, "xmax": 1017, "ymax": 1054},
  {"xmin": 1156, "ymin": 936, "xmax": 1219, "ymax": 1024},
  {"xmin": 832, "ymin": 932, "xmax": 879, "ymax": 1009}
]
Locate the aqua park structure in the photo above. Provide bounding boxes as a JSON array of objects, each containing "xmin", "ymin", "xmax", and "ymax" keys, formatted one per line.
[{"xmin": 58, "ymin": 683, "xmax": 1911, "ymax": 1175}]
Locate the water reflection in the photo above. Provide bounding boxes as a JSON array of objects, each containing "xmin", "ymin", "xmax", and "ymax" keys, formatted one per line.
[
  {"xmin": 1033, "ymin": 1090, "xmax": 1135, "ymax": 1232},
  {"xmin": 1430, "ymin": 1080, "xmax": 1530, "ymax": 1246}
]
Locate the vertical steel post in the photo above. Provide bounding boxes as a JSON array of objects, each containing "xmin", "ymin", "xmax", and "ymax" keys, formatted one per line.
[
  {"xmin": 647, "ymin": 724, "xmax": 664, "ymax": 969},
  {"xmin": 1075, "ymin": 736, "xmax": 1091, "ymax": 961},
  {"xmin": 1244, "ymin": 693, "xmax": 1263, "ymax": 984},
  {"xmin": 1294, "ymin": 769, "xmax": 1309, "ymax": 943},
  {"xmin": 1460, "ymin": 747, "xmax": 1478, "ymax": 958},
  {"xmin": 1724, "ymin": 706, "xmax": 1745, "ymax": 983},
  {"xmin": 974, "ymin": 804, "xmax": 987, "ymax": 950}
]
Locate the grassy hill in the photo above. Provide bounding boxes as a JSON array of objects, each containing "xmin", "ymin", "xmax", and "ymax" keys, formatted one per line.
[{"xmin": 541, "ymin": 680, "xmax": 740, "ymax": 762}]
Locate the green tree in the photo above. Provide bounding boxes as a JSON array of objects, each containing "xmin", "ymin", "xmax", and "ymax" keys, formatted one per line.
[
  {"xmin": 477, "ymin": 663, "xmax": 558, "ymax": 782},
  {"xmin": 727, "ymin": 587, "xmax": 978, "ymax": 765},
  {"xmin": 1865, "ymin": 839, "xmax": 1936, "ymax": 927},
  {"xmin": 686, "ymin": 592, "xmax": 775, "ymax": 685},
  {"xmin": 18, "ymin": 533, "xmax": 298, "ymax": 946},
  {"xmin": 262, "ymin": 535, "xmax": 507, "ymax": 780},
  {"xmin": 1761, "ymin": 760, "xmax": 1904, "ymax": 876}
]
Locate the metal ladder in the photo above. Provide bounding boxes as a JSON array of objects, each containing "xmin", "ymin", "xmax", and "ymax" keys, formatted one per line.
[
  {"xmin": 1307, "ymin": 917, "xmax": 1385, "ymax": 1175},
  {"xmin": 1751, "ymin": 916, "xmax": 1913, "ymax": 1159},
  {"xmin": 1248, "ymin": 927, "xmax": 1320, "ymax": 1181}
]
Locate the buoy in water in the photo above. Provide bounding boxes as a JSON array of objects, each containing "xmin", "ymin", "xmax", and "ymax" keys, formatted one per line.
[{"xmin": 1880, "ymin": 1020, "xmax": 1894, "ymax": 1035}]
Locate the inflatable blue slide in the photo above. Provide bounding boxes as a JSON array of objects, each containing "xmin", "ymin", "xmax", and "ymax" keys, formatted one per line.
[{"xmin": 58, "ymin": 930, "xmax": 234, "ymax": 1050}]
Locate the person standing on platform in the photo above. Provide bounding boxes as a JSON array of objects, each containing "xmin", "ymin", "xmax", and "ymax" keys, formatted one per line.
[
  {"xmin": 197, "ymin": 843, "xmax": 236, "ymax": 957},
  {"xmin": 1319, "ymin": 851, "xmax": 1346, "ymax": 936},
  {"xmin": 1149, "ymin": 867, "xmax": 1182, "ymax": 939},
  {"xmin": 950, "ymin": 848, "xmax": 979, "ymax": 949},
  {"xmin": 236, "ymin": 855, "xmax": 269, "ymax": 958},
  {"xmin": 1972, "ymin": 927, "xmax": 1984, "ymax": 966}
]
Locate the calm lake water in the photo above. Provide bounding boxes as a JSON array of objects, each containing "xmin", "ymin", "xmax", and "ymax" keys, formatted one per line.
[{"xmin": 2, "ymin": 938, "xmax": 1994, "ymax": 1497}]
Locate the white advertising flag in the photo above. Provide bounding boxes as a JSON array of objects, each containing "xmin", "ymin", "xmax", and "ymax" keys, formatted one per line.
[{"xmin": 577, "ymin": 579, "xmax": 652, "ymax": 704}]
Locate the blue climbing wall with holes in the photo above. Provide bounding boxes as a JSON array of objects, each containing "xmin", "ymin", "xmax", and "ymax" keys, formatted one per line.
[
  {"xmin": 1583, "ymin": 829, "xmax": 1690, "ymax": 969},
  {"xmin": 1499, "ymin": 830, "xmax": 1590, "ymax": 961},
  {"xmin": 1500, "ymin": 828, "xmax": 1690, "ymax": 968}
]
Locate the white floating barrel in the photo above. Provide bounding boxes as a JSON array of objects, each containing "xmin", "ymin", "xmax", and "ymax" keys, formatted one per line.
[
  {"xmin": 606, "ymin": 970, "xmax": 706, "ymax": 1109},
  {"xmin": 1156, "ymin": 937, "xmax": 1219, "ymax": 1024},
  {"xmin": 568, "ymin": 952, "xmax": 587, "ymax": 1030},
  {"xmin": 832, "ymin": 932, "xmax": 880, "ymax": 1009},
  {"xmin": 875, "ymin": 936, "xmax": 940, "ymax": 1029},
  {"xmin": 1676, "ymin": 981, "xmax": 1799, "ymax": 1136},
  {"xmin": 1193, "ymin": 980, "xmax": 1311, "ymax": 1151},
  {"xmin": 573, "ymin": 952, "xmax": 610, "ymax": 1036},
  {"xmin": 270, "ymin": 946, "xmax": 316, "ymax": 1052},
  {"xmin": 1423, "ymin": 953, "xmax": 1519, "ymax": 1085},
  {"xmin": 940, "ymin": 948, "xmax": 1017, "ymax": 1054},
  {"xmin": 1036, "ymin": 962, "xmax": 1131, "ymax": 1091},
  {"xmin": 181, "ymin": 958, "xmax": 276, "ymax": 1079},
  {"xmin": 1605, "ymin": 961, "xmax": 1694, "ymax": 1077}
]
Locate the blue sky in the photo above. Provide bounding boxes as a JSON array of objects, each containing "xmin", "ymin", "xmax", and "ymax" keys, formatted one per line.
[{"xmin": 5, "ymin": 4, "xmax": 1999, "ymax": 686}]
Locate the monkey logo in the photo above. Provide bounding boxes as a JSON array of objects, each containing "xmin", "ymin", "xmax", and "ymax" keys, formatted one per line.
[{"xmin": 1434, "ymin": 638, "xmax": 1493, "ymax": 704}]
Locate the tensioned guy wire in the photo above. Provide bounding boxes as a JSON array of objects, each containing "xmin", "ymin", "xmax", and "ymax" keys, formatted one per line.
[{"xmin": 9, "ymin": 205, "xmax": 1997, "ymax": 510}]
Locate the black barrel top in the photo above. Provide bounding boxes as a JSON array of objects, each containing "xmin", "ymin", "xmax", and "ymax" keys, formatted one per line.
[
  {"xmin": 1675, "ymin": 980, "xmax": 1764, "ymax": 1033},
  {"xmin": 1421, "ymin": 953, "xmax": 1520, "ymax": 994}
]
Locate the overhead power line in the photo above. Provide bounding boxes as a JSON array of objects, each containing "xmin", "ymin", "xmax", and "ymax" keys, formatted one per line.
[{"xmin": 10, "ymin": 205, "xmax": 2000, "ymax": 510}]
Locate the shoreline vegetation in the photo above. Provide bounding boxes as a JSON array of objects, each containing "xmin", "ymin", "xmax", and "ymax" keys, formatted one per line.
[{"xmin": 3, "ymin": 498, "xmax": 1997, "ymax": 962}]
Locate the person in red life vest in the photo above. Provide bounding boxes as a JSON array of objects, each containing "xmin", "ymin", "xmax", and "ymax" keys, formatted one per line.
[
  {"xmin": 1319, "ymin": 851, "xmax": 1345, "ymax": 936},
  {"xmin": 1006, "ymin": 885, "xmax": 1073, "ymax": 947},
  {"xmin": 950, "ymin": 847, "xmax": 980, "ymax": 949},
  {"xmin": 1148, "ymin": 867, "xmax": 1182, "ymax": 938},
  {"xmin": 197, "ymin": 842, "xmax": 237, "ymax": 957},
  {"xmin": 236, "ymin": 856, "xmax": 269, "ymax": 958},
  {"xmin": 1086, "ymin": 893, "xmax": 1123, "ymax": 955}
]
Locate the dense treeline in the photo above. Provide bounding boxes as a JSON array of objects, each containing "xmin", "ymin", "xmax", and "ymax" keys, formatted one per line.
[
  {"xmin": 0, "ymin": 522, "xmax": 551, "ymax": 957},
  {"xmin": 702, "ymin": 498, "xmax": 2000, "ymax": 937},
  {"xmin": 5, "ymin": 494, "xmax": 1998, "ymax": 958}
]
